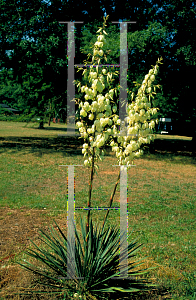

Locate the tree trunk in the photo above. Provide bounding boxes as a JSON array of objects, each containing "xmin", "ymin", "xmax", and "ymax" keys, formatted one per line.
[
  {"xmin": 38, "ymin": 121, "xmax": 44, "ymax": 129},
  {"xmin": 191, "ymin": 116, "xmax": 196, "ymax": 157},
  {"xmin": 192, "ymin": 131, "xmax": 196, "ymax": 156},
  {"xmin": 48, "ymin": 115, "xmax": 51, "ymax": 126}
]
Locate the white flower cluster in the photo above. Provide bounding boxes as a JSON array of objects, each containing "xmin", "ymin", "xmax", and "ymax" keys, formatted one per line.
[
  {"xmin": 75, "ymin": 25, "xmax": 161, "ymax": 170},
  {"xmin": 74, "ymin": 293, "xmax": 82, "ymax": 298}
]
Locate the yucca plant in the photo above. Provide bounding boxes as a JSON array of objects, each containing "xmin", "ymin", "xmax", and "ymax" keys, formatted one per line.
[
  {"xmin": 16, "ymin": 14, "xmax": 161, "ymax": 299},
  {"xmin": 17, "ymin": 216, "xmax": 155, "ymax": 299}
]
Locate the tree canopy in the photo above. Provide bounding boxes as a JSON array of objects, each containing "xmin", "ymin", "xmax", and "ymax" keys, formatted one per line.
[{"xmin": 0, "ymin": 0, "xmax": 195, "ymax": 134}]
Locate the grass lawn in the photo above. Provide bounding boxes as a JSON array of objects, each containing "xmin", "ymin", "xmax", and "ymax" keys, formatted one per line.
[{"xmin": 0, "ymin": 121, "xmax": 195, "ymax": 299}]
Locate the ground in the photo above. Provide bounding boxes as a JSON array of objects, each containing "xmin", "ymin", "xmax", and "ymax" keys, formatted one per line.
[
  {"xmin": 0, "ymin": 207, "xmax": 170, "ymax": 300},
  {"xmin": 0, "ymin": 127, "xmax": 195, "ymax": 299}
]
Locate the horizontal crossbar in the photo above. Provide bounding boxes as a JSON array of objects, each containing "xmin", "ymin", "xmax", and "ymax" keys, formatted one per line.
[
  {"xmin": 59, "ymin": 21, "xmax": 136, "ymax": 24},
  {"xmin": 111, "ymin": 21, "xmax": 137, "ymax": 24},
  {"xmin": 75, "ymin": 207, "xmax": 120, "ymax": 210},
  {"xmin": 74, "ymin": 64, "xmax": 120, "ymax": 67}
]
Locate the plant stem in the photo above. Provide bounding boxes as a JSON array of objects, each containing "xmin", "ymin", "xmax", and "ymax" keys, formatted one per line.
[
  {"xmin": 102, "ymin": 169, "xmax": 121, "ymax": 229},
  {"xmin": 86, "ymin": 140, "xmax": 96, "ymax": 245}
]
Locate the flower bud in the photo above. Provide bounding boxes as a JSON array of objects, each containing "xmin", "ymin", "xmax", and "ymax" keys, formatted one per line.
[
  {"xmin": 109, "ymin": 89, "xmax": 114, "ymax": 97},
  {"xmin": 107, "ymin": 128, "xmax": 112, "ymax": 134},
  {"xmin": 105, "ymin": 104, "xmax": 111, "ymax": 111},
  {"xmin": 112, "ymin": 106, "xmax": 117, "ymax": 113},
  {"xmin": 108, "ymin": 119, "xmax": 113, "ymax": 126},
  {"xmin": 81, "ymin": 86, "xmax": 85, "ymax": 93},
  {"xmin": 83, "ymin": 132, "xmax": 88, "ymax": 139}
]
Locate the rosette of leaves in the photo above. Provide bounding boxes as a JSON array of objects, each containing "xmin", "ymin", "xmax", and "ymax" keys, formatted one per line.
[{"xmin": 17, "ymin": 217, "xmax": 156, "ymax": 299}]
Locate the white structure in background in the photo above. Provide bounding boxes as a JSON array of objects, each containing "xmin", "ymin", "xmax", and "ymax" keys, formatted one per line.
[{"xmin": 159, "ymin": 118, "xmax": 172, "ymax": 134}]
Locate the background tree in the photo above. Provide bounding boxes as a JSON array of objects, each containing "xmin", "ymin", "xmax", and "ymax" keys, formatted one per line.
[{"xmin": 0, "ymin": 0, "xmax": 195, "ymax": 139}]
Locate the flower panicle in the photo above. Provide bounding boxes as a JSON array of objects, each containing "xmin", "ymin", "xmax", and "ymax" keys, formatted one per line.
[{"xmin": 75, "ymin": 16, "xmax": 162, "ymax": 170}]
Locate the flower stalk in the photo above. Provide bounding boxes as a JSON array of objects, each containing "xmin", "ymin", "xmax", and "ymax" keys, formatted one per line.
[
  {"xmin": 86, "ymin": 132, "xmax": 96, "ymax": 246},
  {"xmin": 102, "ymin": 170, "xmax": 120, "ymax": 228}
]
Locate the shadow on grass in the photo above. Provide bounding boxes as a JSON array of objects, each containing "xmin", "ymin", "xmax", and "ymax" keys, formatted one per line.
[
  {"xmin": 142, "ymin": 137, "xmax": 195, "ymax": 161},
  {"xmin": 0, "ymin": 135, "xmax": 84, "ymax": 157},
  {"xmin": 0, "ymin": 135, "xmax": 195, "ymax": 162},
  {"xmin": 25, "ymin": 125, "xmax": 78, "ymax": 132}
]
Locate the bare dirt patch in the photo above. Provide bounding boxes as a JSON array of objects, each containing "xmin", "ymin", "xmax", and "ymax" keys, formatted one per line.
[{"xmin": 0, "ymin": 207, "xmax": 68, "ymax": 299}]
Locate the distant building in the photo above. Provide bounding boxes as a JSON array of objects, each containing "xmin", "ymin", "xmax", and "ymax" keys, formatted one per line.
[{"xmin": 157, "ymin": 118, "xmax": 172, "ymax": 134}]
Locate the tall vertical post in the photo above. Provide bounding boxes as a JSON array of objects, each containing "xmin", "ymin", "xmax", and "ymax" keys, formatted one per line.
[
  {"xmin": 119, "ymin": 22, "xmax": 128, "ymax": 136},
  {"xmin": 111, "ymin": 164, "xmax": 135, "ymax": 279},
  {"xmin": 67, "ymin": 165, "xmax": 75, "ymax": 278},
  {"xmin": 59, "ymin": 164, "xmax": 83, "ymax": 279},
  {"xmin": 119, "ymin": 166, "xmax": 128, "ymax": 277},
  {"xmin": 111, "ymin": 21, "xmax": 136, "ymax": 137},
  {"xmin": 58, "ymin": 21, "xmax": 83, "ymax": 136},
  {"xmin": 67, "ymin": 22, "xmax": 75, "ymax": 135}
]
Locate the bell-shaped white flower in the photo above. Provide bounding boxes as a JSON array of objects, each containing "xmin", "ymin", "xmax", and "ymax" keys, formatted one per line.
[
  {"xmin": 80, "ymin": 109, "xmax": 87, "ymax": 117},
  {"xmin": 95, "ymin": 41, "xmax": 103, "ymax": 48},
  {"xmin": 76, "ymin": 121, "xmax": 83, "ymax": 128},
  {"xmin": 97, "ymin": 35, "xmax": 105, "ymax": 42},
  {"xmin": 90, "ymin": 72, "xmax": 97, "ymax": 79},
  {"xmin": 89, "ymin": 113, "xmax": 94, "ymax": 120},
  {"xmin": 146, "ymin": 87, "xmax": 151, "ymax": 93},
  {"xmin": 83, "ymin": 102, "xmax": 90, "ymax": 111},
  {"xmin": 140, "ymin": 109, "xmax": 145, "ymax": 116}
]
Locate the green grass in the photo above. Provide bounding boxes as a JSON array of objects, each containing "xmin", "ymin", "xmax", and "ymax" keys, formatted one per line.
[{"xmin": 0, "ymin": 121, "xmax": 196, "ymax": 299}]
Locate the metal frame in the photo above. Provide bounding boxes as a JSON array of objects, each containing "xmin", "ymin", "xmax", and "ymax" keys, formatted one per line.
[{"xmin": 58, "ymin": 20, "xmax": 137, "ymax": 280}]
